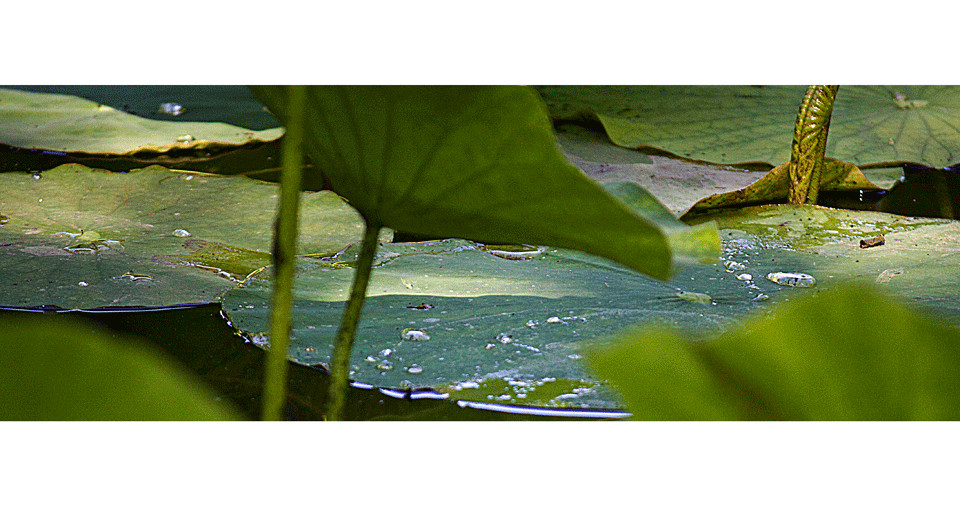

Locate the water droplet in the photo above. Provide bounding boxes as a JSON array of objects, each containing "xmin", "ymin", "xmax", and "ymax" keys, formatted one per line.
[
  {"xmin": 176, "ymin": 134, "xmax": 195, "ymax": 143},
  {"xmin": 172, "ymin": 229, "xmax": 191, "ymax": 237},
  {"xmin": 752, "ymin": 293, "xmax": 769, "ymax": 301},
  {"xmin": 406, "ymin": 364, "xmax": 423, "ymax": 374},
  {"xmin": 398, "ymin": 379, "xmax": 413, "ymax": 389},
  {"xmin": 77, "ymin": 281, "xmax": 88, "ymax": 287},
  {"xmin": 485, "ymin": 343, "xmax": 496, "ymax": 350},
  {"xmin": 567, "ymin": 354, "xmax": 582, "ymax": 360},
  {"xmin": 453, "ymin": 380, "xmax": 480, "ymax": 390},
  {"xmin": 724, "ymin": 260, "xmax": 747, "ymax": 272},
  {"xmin": 478, "ymin": 243, "xmax": 547, "ymax": 260},
  {"xmin": 765, "ymin": 272, "xmax": 816, "ymax": 287},
  {"xmin": 158, "ymin": 102, "xmax": 184, "ymax": 116},
  {"xmin": 379, "ymin": 348, "xmax": 393, "ymax": 357},
  {"xmin": 31, "ymin": 172, "xmax": 42, "ymax": 180},
  {"xmin": 525, "ymin": 319, "xmax": 539, "ymax": 328},
  {"xmin": 401, "ymin": 328, "xmax": 430, "ymax": 341},
  {"xmin": 119, "ymin": 271, "xmax": 153, "ymax": 281},
  {"xmin": 496, "ymin": 333, "xmax": 512, "ymax": 344},
  {"xmin": 736, "ymin": 273, "xmax": 753, "ymax": 281},
  {"xmin": 365, "ymin": 355, "xmax": 378, "ymax": 363},
  {"xmin": 546, "ymin": 316, "xmax": 563, "ymax": 324},
  {"xmin": 376, "ymin": 360, "xmax": 394, "ymax": 371}
]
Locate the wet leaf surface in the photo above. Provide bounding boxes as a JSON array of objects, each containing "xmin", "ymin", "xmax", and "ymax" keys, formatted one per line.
[
  {"xmin": 224, "ymin": 202, "xmax": 960, "ymax": 412},
  {"xmin": 0, "ymin": 164, "xmax": 381, "ymax": 308},
  {"xmin": 222, "ymin": 239, "xmax": 773, "ymax": 410}
]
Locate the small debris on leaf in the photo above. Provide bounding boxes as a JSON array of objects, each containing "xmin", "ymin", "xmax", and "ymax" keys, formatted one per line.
[{"xmin": 860, "ymin": 235, "xmax": 885, "ymax": 248}]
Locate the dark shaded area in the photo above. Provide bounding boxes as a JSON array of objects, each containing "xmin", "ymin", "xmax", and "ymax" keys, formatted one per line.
[
  {"xmin": 0, "ymin": 139, "xmax": 283, "ymax": 175},
  {"xmin": 1, "ymin": 85, "xmax": 280, "ymax": 130},
  {"xmin": 876, "ymin": 163, "xmax": 960, "ymax": 220},
  {"xmin": 687, "ymin": 163, "xmax": 960, "ymax": 221},
  {"xmin": 0, "ymin": 305, "xmax": 617, "ymax": 421}
]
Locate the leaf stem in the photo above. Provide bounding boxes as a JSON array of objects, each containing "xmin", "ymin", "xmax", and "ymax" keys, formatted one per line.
[
  {"xmin": 262, "ymin": 85, "xmax": 306, "ymax": 421},
  {"xmin": 788, "ymin": 85, "xmax": 839, "ymax": 205},
  {"xmin": 325, "ymin": 218, "xmax": 381, "ymax": 421}
]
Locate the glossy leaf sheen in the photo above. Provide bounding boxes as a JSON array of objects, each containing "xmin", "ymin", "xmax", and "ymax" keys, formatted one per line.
[
  {"xmin": 589, "ymin": 286, "xmax": 960, "ymax": 420},
  {"xmin": 251, "ymin": 85, "xmax": 719, "ymax": 280},
  {"xmin": 0, "ymin": 164, "xmax": 378, "ymax": 308},
  {"xmin": 0, "ymin": 315, "xmax": 241, "ymax": 420},
  {"xmin": 223, "ymin": 239, "xmax": 766, "ymax": 409}
]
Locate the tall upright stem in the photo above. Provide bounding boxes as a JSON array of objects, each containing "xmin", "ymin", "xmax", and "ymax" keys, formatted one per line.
[
  {"xmin": 788, "ymin": 85, "xmax": 839, "ymax": 205},
  {"xmin": 261, "ymin": 85, "xmax": 306, "ymax": 421},
  {"xmin": 325, "ymin": 219, "xmax": 381, "ymax": 421}
]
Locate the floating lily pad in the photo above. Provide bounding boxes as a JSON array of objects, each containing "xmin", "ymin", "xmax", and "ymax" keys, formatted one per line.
[
  {"xmin": 537, "ymin": 85, "xmax": 960, "ymax": 167},
  {"xmin": 0, "ymin": 88, "xmax": 283, "ymax": 157},
  {"xmin": 1, "ymin": 85, "xmax": 280, "ymax": 131},
  {"xmin": 0, "ymin": 164, "xmax": 381, "ymax": 308},
  {"xmin": 0, "ymin": 313, "xmax": 242, "ymax": 420},
  {"xmin": 222, "ymin": 239, "xmax": 777, "ymax": 410},
  {"xmin": 588, "ymin": 286, "xmax": 960, "ymax": 420}
]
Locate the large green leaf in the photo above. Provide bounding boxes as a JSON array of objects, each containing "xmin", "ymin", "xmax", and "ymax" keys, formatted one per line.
[
  {"xmin": 0, "ymin": 88, "xmax": 283, "ymax": 156},
  {"xmin": 0, "ymin": 164, "xmax": 382, "ymax": 308},
  {"xmin": 0, "ymin": 314, "xmax": 241, "ymax": 420},
  {"xmin": 588, "ymin": 286, "xmax": 960, "ymax": 420},
  {"xmin": 537, "ymin": 86, "xmax": 960, "ymax": 167},
  {"xmin": 250, "ymin": 85, "xmax": 720, "ymax": 280}
]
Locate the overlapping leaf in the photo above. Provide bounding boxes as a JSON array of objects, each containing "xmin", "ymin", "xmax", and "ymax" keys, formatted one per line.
[
  {"xmin": 251, "ymin": 85, "xmax": 720, "ymax": 281},
  {"xmin": 537, "ymin": 85, "xmax": 960, "ymax": 167},
  {"xmin": 0, "ymin": 88, "xmax": 283, "ymax": 156}
]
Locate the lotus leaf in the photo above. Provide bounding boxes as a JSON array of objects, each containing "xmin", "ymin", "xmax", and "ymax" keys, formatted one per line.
[
  {"xmin": 0, "ymin": 164, "xmax": 383, "ymax": 308},
  {"xmin": 537, "ymin": 86, "xmax": 960, "ymax": 167},
  {"xmin": 0, "ymin": 88, "xmax": 282, "ymax": 156},
  {"xmin": 251, "ymin": 85, "xmax": 720, "ymax": 281}
]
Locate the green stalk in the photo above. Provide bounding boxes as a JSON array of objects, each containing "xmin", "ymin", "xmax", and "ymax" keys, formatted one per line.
[
  {"xmin": 261, "ymin": 85, "xmax": 306, "ymax": 421},
  {"xmin": 325, "ymin": 218, "xmax": 381, "ymax": 421},
  {"xmin": 787, "ymin": 85, "xmax": 840, "ymax": 204}
]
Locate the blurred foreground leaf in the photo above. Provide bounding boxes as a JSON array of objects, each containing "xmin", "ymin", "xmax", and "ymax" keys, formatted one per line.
[
  {"xmin": 0, "ymin": 315, "xmax": 242, "ymax": 420},
  {"xmin": 589, "ymin": 286, "xmax": 960, "ymax": 420}
]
